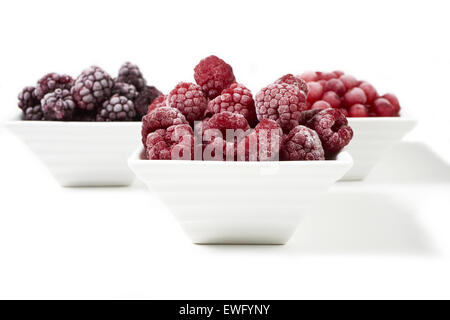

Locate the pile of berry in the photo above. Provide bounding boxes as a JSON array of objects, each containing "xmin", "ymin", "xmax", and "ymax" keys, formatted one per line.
[
  {"xmin": 17, "ymin": 62, "xmax": 161, "ymax": 121},
  {"xmin": 299, "ymin": 71, "xmax": 401, "ymax": 117},
  {"xmin": 141, "ymin": 56, "xmax": 354, "ymax": 161}
]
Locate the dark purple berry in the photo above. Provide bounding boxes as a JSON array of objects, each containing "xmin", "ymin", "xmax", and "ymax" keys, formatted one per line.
[
  {"xmin": 35, "ymin": 73, "xmax": 73, "ymax": 100},
  {"xmin": 18, "ymin": 86, "xmax": 39, "ymax": 111},
  {"xmin": 116, "ymin": 62, "xmax": 146, "ymax": 92},
  {"xmin": 134, "ymin": 85, "xmax": 162, "ymax": 119},
  {"xmin": 112, "ymin": 82, "xmax": 138, "ymax": 100},
  {"xmin": 23, "ymin": 105, "xmax": 44, "ymax": 120},
  {"xmin": 96, "ymin": 94, "xmax": 136, "ymax": 121},
  {"xmin": 41, "ymin": 88, "xmax": 76, "ymax": 121}
]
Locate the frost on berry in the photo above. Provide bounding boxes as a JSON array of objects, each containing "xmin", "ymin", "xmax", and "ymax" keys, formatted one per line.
[
  {"xmin": 147, "ymin": 94, "xmax": 168, "ymax": 113},
  {"xmin": 382, "ymin": 93, "xmax": 401, "ymax": 114},
  {"xmin": 112, "ymin": 82, "xmax": 138, "ymax": 101},
  {"xmin": 280, "ymin": 125, "xmax": 325, "ymax": 161},
  {"xmin": 358, "ymin": 82, "xmax": 378, "ymax": 103},
  {"xmin": 35, "ymin": 73, "xmax": 73, "ymax": 100},
  {"xmin": 116, "ymin": 62, "xmax": 147, "ymax": 92},
  {"xmin": 306, "ymin": 81, "xmax": 323, "ymax": 103},
  {"xmin": 275, "ymin": 74, "xmax": 309, "ymax": 96},
  {"xmin": 373, "ymin": 98, "xmax": 395, "ymax": 117},
  {"xmin": 41, "ymin": 88, "xmax": 76, "ymax": 121},
  {"xmin": 339, "ymin": 74, "xmax": 358, "ymax": 90},
  {"xmin": 168, "ymin": 82, "xmax": 208, "ymax": 124},
  {"xmin": 322, "ymin": 91, "xmax": 341, "ymax": 108},
  {"xmin": 194, "ymin": 55, "xmax": 235, "ymax": 99},
  {"xmin": 145, "ymin": 124, "xmax": 194, "ymax": 160},
  {"xmin": 18, "ymin": 86, "xmax": 39, "ymax": 111},
  {"xmin": 311, "ymin": 100, "xmax": 331, "ymax": 110},
  {"xmin": 255, "ymin": 83, "xmax": 307, "ymax": 133},
  {"xmin": 324, "ymin": 79, "xmax": 346, "ymax": 96},
  {"xmin": 344, "ymin": 87, "xmax": 367, "ymax": 107},
  {"xmin": 348, "ymin": 104, "xmax": 369, "ymax": 117},
  {"xmin": 300, "ymin": 71, "xmax": 319, "ymax": 82},
  {"xmin": 96, "ymin": 94, "xmax": 136, "ymax": 121}
]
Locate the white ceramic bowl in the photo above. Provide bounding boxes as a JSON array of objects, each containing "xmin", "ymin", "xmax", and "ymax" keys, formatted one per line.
[
  {"xmin": 342, "ymin": 116, "xmax": 417, "ymax": 181},
  {"xmin": 5, "ymin": 118, "xmax": 141, "ymax": 187},
  {"xmin": 128, "ymin": 149, "xmax": 353, "ymax": 244}
]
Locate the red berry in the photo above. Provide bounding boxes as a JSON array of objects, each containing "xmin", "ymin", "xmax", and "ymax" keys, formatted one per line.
[
  {"xmin": 194, "ymin": 55, "xmax": 235, "ymax": 99},
  {"xmin": 348, "ymin": 104, "xmax": 369, "ymax": 117},
  {"xmin": 338, "ymin": 108, "xmax": 349, "ymax": 117},
  {"xmin": 322, "ymin": 91, "xmax": 341, "ymax": 108},
  {"xmin": 339, "ymin": 74, "xmax": 358, "ymax": 90},
  {"xmin": 324, "ymin": 79, "xmax": 346, "ymax": 96},
  {"xmin": 344, "ymin": 87, "xmax": 367, "ymax": 106},
  {"xmin": 206, "ymin": 83, "xmax": 257, "ymax": 127},
  {"xmin": 275, "ymin": 74, "xmax": 308, "ymax": 95},
  {"xmin": 146, "ymin": 124, "xmax": 194, "ymax": 160},
  {"xmin": 147, "ymin": 94, "xmax": 167, "ymax": 113},
  {"xmin": 382, "ymin": 93, "xmax": 401, "ymax": 114},
  {"xmin": 306, "ymin": 81, "xmax": 323, "ymax": 103},
  {"xmin": 373, "ymin": 98, "xmax": 395, "ymax": 117},
  {"xmin": 167, "ymin": 82, "xmax": 208, "ymax": 124},
  {"xmin": 255, "ymin": 83, "xmax": 307, "ymax": 133},
  {"xmin": 333, "ymin": 70, "xmax": 345, "ymax": 77},
  {"xmin": 318, "ymin": 72, "xmax": 336, "ymax": 81},
  {"xmin": 203, "ymin": 111, "xmax": 250, "ymax": 138},
  {"xmin": 300, "ymin": 71, "xmax": 319, "ymax": 82},
  {"xmin": 358, "ymin": 82, "xmax": 378, "ymax": 103},
  {"xmin": 318, "ymin": 80, "xmax": 327, "ymax": 88},
  {"xmin": 280, "ymin": 125, "xmax": 325, "ymax": 161},
  {"xmin": 311, "ymin": 100, "xmax": 331, "ymax": 110},
  {"xmin": 298, "ymin": 109, "xmax": 322, "ymax": 126}
]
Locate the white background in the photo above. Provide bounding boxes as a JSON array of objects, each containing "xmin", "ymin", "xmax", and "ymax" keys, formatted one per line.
[{"xmin": 1, "ymin": 0, "xmax": 450, "ymax": 299}]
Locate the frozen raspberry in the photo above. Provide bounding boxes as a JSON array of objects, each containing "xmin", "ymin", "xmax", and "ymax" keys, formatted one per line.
[
  {"xmin": 41, "ymin": 88, "xmax": 76, "ymax": 121},
  {"xmin": 322, "ymin": 91, "xmax": 341, "ymax": 108},
  {"xmin": 373, "ymin": 98, "xmax": 395, "ymax": 117},
  {"xmin": 146, "ymin": 124, "xmax": 194, "ymax": 160},
  {"xmin": 382, "ymin": 93, "xmax": 401, "ymax": 114},
  {"xmin": 307, "ymin": 108, "xmax": 353, "ymax": 156},
  {"xmin": 344, "ymin": 87, "xmax": 367, "ymax": 107},
  {"xmin": 324, "ymin": 79, "xmax": 346, "ymax": 96},
  {"xmin": 35, "ymin": 73, "xmax": 73, "ymax": 100},
  {"xmin": 206, "ymin": 83, "xmax": 257, "ymax": 127},
  {"xmin": 339, "ymin": 74, "xmax": 358, "ymax": 90},
  {"xmin": 348, "ymin": 104, "xmax": 369, "ymax": 117},
  {"xmin": 23, "ymin": 105, "xmax": 44, "ymax": 120},
  {"xmin": 71, "ymin": 66, "xmax": 114, "ymax": 111},
  {"xmin": 237, "ymin": 119, "xmax": 282, "ymax": 161},
  {"xmin": 359, "ymin": 82, "xmax": 378, "ymax": 103},
  {"xmin": 135, "ymin": 86, "xmax": 162, "ymax": 119},
  {"xmin": 194, "ymin": 55, "xmax": 235, "ymax": 99},
  {"xmin": 116, "ymin": 62, "xmax": 147, "ymax": 92},
  {"xmin": 298, "ymin": 109, "xmax": 322, "ymax": 126},
  {"xmin": 306, "ymin": 81, "xmax": 323, "ymax": 103},
  {"xmin": 147, "ymin": 94, "xmax": 168, "ymax": 113},
  {"xmin": 18, "ymin": 86, "xmax": 39, "ymax": 111},
  {"xmin": 112, "ymin": 82, "xmax": 138, "ymax": 101},
  {"xmin": 168, "ymin": 82, "xmax": 208, "ymax": 124},
  {"xmin": 275, "ymin": 74, "xmax": 309, "ymax": 95},
  {"xmin": 141, "ymin": 107, "xmax": 188, "ymax": 147},
  {"xmin": 255, "ymin": 83, "xmax": 307, "ymax": 133},
  {"xmin": 96, "ymin": 94, "xmax": 136, "ymax": 121},
  {"xmin": 203, "ymin": 111, "xmax": 250, "ymax": 136},
  {"xmin": 281, "ymin": 125, "xmax": 325, "ymax": 161},
  {"xmin": 338, "ymin": 108, "xmax": 349, "ymax": 117},
  {"xmin": 300, "ymin": 71, "xmax": 319, "ymax": 82},
  {"xmin": 311, "ymin": 100, "xmax": 331, "ymax": 110}
]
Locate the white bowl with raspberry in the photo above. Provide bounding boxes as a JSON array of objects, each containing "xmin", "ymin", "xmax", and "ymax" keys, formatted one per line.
[
  {"xmin": 6, "ymin": 117, "xmax": 141, "ymax": 187},
  {"xmin": 128, "ymin": 148, "xmax": 353, "ymax": 245}
]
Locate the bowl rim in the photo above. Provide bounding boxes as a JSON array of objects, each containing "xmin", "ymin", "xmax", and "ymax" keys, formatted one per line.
[
  {"xmin": 346, "ymin": 114, "xmax": 416, "ymax": 123},
  {"xmin": 4, "ymin": 115, "xmax": 141, "ymax": 128}
]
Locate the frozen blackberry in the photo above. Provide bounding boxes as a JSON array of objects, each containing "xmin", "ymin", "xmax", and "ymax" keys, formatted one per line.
[
  {"xmin": 23, "ymin": 105, "xmax": 44, "ymax": 120},
  {"xmin": 116, "ymin": 62, "xmax": 147, "ymax": 92},
  {"xmin": 96, "ymin": 94, "xmax": 136, "ymax": 121},
  {"xmin": 112, "ymin": 82, "xmax": 138, "ymax": 100},
  {"xmin": 18, "ymin": 86, "xmax": 39, "ymax": 111},
  {"xmin": 73, "ymin": 109, "xmax": 96, "ymax": 122},
  {"xmin": 71, "ymin": 66, "xmax": 114, "ymax": 111},
  {"xmin": 35, "ymin": 73, "xmax": 73, "ymax": 100},
  {"xmin": 41, "ymin": 88, "xmax": 76, "ymax": 121},
  {"xmin": 135, "ymin": 86, "xmax": 163, "ymax": 119}
]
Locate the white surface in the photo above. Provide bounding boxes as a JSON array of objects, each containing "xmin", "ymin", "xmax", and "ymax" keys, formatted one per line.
[
  {"xmin": 5, "ymin": 119, "xmax": 141, "ymax": 187},
  {"xmin": 1, "ymin": 0, "xmax": 450, "ymax": 299},
  {"xmin": 129, "ymin": 149, "xmax": 352, "ymax": 244}
]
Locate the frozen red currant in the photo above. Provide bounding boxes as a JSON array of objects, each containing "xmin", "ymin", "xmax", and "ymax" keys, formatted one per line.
[
  {"xmin": 348, "ymin": 104, "xmax": 369, "ymax": 117},
  {"xmin": 344, "ymin": 87, "xmax": 367, "ymax": 106}
]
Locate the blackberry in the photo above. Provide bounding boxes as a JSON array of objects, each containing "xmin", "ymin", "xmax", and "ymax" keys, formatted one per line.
[
  {"xmin": 135, "ymin": 85, "xmax": 162, "ymax": 119},
  {"xmin": 112, "ymin": 82, "xmax": 138, "ymax": 100},
  {"xmin": 116, "ymin": 62, "xmax": 147, "ymax": 92},
  {"xmin": 73, "ymin": 109, "xmax": 97, "ymax": 122},
  {"xmin": 41, "ymin": 88, "xmax": 76, "ymax": 121},
  {"xmin": 71, "ymin": 66, "xmax": 114, "ymax": 111},
  {"xmin": 18, "ymin": 86, "xmax": 39, "ymax": 111},
  {"xmin": 35, "ymin": 73, "xmax": 73, "ymax": 100},
  {"xmin": 96, "ymin": 94, "xmax": 136, "ymax": 121},
  {"xmin": 23, "ymin": 105, "xmax": 44, "ymax": 120}
]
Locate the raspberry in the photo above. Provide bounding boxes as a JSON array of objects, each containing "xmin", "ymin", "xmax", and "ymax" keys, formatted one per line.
[
  {"xmin": 338, "ymin": 108, "xmax": 349, "ymax": 117},
  {"xmin": 280, "ymin": 125, "xmax": 325, "ymax": 161},
  {"xmin": 35, "ymin": 73, "xmax": 73, "ymax": 100},
  {"xmin": 145, "ymin": 124, "xmax": 194, "ymax": 160},
  {"xmin": 322, "ymin": 91, "xmax": 341, "ymax": 108},
  {"xmin": 275, "ymin": 74, "xmax": 309, "ymax": 95},
  {"xmin": 71, "ymin": 66, "xmax": 114, "ymax": 111},
  {"xmin": 348, "ymin": 104, "xmax": 369, "ymax": 117},
  {"xmin": 306, "ymin": 81, "xmax": 323, "ymax": 103},
  {"xmin": 18, "ymin": 86, "xmax": 39, "ymax": 111},
  {"xmin": 112, "ymin": 82, "xmax": 138, "ymax": 101},
  {"xmin": 168, "ymin": 82, "xmax": 208, "ymax": 124},
  {"xmin": 339, "ymin": 74, "xmax": 358, "ymax": 90},
  {"xmin": 141, "ymin": 107, "xmax": 188, "ymax": 147},
  {"xmin": 359, "ymin": 82, "xmax": 378, "ymax": 103},
  {"xmin": 307, "ymin": 108, "xmax": 353, "ymax": 156},
  {"xmin": 255, "ymin": 83, "xmax": 307, "ymax": 133},
  {"xmin": 237, "ymin": 119, "xmax": 282, "ymax": 161},
  {"xmin": 344, "ymin": 87, "xmax": 367, "ymax": 107},
  {"xmin": 324, "ymin": 79, "xmax": 346, "ymax": 96},
  {"xmin": 298, "ymin": 109, "xmax": 322, "ymax": 126},
  {"xmin": 135, "ymin": 86, "xmax": 162, "ymax": 119},
  {"xmin": 382, "ymin": 93, "xmax": 401, "ymax": 114},
  {"xmin": 41, "ymin": 88, "xmax": 76, "ymax": 121},
  {"xmin": 206, "ymin": 83, "xmax": 257, "ymax": 127},
  {"xmin": 116, "ymin": 62, "xmax": 146, "ymax": 92},
  {"xmin": 300, "ymin": 71, "xmax": 319, "ymax": 82},
  {"xmin": 203, "ymin": 111, "xmax": 250, "ymax": 137},
  {"xmin": 23, "ymin": 105, "xmax": 44, "ymax": 120},
  {"xmin": 96, "ymin": 94, "xmax": 136, "ymax": 121},
  {"xmin": 194, "ymin": 55, "xmax": 235, "ymax": 99},
  {"xmin": 373, "ymin": 98, "xmax": 395, "ymax": 117},
  {"xmin": 311, "ymin": 100, "xmax": 331, "ymax": 110},
  {"xmin": 147, "ymin": 94, "xmax": 168, "ymax": 113}
]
